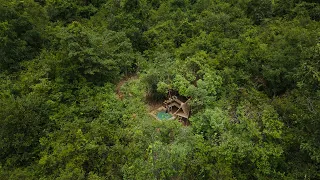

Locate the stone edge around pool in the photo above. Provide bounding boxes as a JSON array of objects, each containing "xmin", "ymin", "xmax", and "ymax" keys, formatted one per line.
[{"xmin": 149, "ymin": 106, "xmax": 176, "ymax": 121}]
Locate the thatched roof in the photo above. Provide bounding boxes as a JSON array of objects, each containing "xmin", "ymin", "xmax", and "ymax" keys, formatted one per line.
[{"xmin": 165, "ymin": 97, "xmax": 190, "ymax": 119}]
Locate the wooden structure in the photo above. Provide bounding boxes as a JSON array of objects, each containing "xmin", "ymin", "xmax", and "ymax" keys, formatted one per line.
[{"xmin": 164, "ymin": 96, "xmax": 191, "ymax": 119}]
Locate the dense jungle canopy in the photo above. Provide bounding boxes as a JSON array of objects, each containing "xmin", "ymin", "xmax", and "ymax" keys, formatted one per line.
[{"xmin": 0, "ymin": 0, "xmax": 319, "ymax": 179}]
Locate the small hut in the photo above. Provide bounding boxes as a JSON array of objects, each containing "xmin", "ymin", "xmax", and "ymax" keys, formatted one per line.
[{"xmin": 164, "ymin": 96, "xmax": 191, "ymax": 119}]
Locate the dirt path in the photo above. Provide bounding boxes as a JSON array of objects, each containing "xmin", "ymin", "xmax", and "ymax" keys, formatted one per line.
[{"xmin": 147, "ymin": 101, "xmax": 163, "ymax": 112}]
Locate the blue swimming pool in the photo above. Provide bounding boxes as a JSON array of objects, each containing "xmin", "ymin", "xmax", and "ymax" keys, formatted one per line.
[{"xmin": 156, "ymin": 111, "xmax": 173, "ymax": 120}]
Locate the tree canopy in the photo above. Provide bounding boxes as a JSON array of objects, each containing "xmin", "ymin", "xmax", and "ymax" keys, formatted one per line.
[{"xmin": 0, "ymin": 0, "xmax": 319, "ymax": 179}]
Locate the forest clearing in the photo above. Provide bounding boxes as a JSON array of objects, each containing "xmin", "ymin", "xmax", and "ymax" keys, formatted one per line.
[{"xmin": 0, "ymin": 0, "xmax": 319, "ymax": 179}]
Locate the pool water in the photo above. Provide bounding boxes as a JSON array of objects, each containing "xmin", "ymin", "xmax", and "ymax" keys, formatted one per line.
[{"xmin": 156, "ymin": 111, "xmax": 173, "ymax": 120}]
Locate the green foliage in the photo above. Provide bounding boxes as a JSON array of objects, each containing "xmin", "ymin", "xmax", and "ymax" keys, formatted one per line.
[
  {"xmin": 45, "ymin": 0, "xmax": 99, "ymax": 22},
  {"xmin": 0, "ymin": 0, "xmax": 47, "ymax": 71},
  {"xmin": 247, "ymin": 0, "xmax": 273, "ymax": 24},
  {"xmin": 39, "ymin": 22, "xmax": 139, "ymax": 84},
  {"xmin": 0, "ymin": 90, "xmax": 51, "ymax": 167},
  {"xmin": 1, "ymin": 0, "xmax": 319, "ymax": 179}
]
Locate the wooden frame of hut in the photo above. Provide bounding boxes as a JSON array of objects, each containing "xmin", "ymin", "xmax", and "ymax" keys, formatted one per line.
[{"xmin": 164, "ymin": 96, "xmax": 191, "ymax": 120}]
